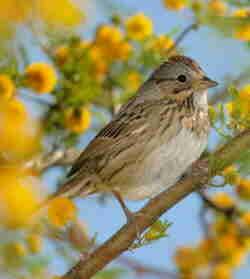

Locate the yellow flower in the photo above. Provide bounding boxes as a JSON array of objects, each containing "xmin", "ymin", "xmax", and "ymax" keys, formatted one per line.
[
  {"xmin": 37, "ymin": 0, "xmax": 84, "ymax": 26},
  {"xmin": 76, "ymin": 40, "xmax": 91, "ymax": 55},
  {"xmin": 86, "ymin": 45, "xmax": 108, "ymax": 80},
  {"xmin": 225, "ymin": 102, "xmax": 234, "ymax": 115},
  {"xmin": 0, "ymin": 0, "xmax": 32, "ymax": 23},
  {"xmin": 7, "ymin": 98, "xmax": 27, "ymax": 122},
  {"xmin": 0, "ymin": 167, "xmax": 40, "ymax": 228},
  {"xmin": 241, "ymin": 211, "xmax": 250, "ymax": 229},
  {"xmin": 226, "ymin": 247, "xmax": 246, "ymax": 268},
  {"xmin": 24, "ymin": 62, "xmax": 57, "ymax": 93},
  {"xmin": 88, "ymin": 45, "xmax": 104, "ymax": 61},
  {"xmin": 234, "ymin": 24, "xmax": 250, "ymax": 41},
  {"xmin": 217, "ymin": 234, "xmax": 239, "ymax": 256},
  {"xmin": 10, "ymin": 242, "xmax": 28, "ymax": 257},
  {"xmin": 0, "ymin": 99, "xmax": 41, "ymax": 159},
  {"xmin": 48, "ymin": 197, "xmax": 76, "ymax": 227},
  {"xmin": 174, "ymin": 247, "xmax": 202, "ymax": 271},
  {"xmin": 78, "ymin": 40, "xmax": 91, "ymax": 50},
  {"xmin": 209, "ymin": 105, "xmax": 217, "ymax": 122},
  {"xmin": 95, "ymin": 25, "xmax": 129, "ymax": 60},
  {"xmin": 0, "ymin": 74, "xmax": 15, "ymax": 100},
  {"xmin": 191, "ymin": 1, "xmax": 204, "ymax": 14},
  {"xmin": 113, "ymin": 41, "xmax": 132, "ymax": 61},
  {"xmin": 162, "ymin": 0, "xmax": 187, "ymax": 11},
  {"xmin": 239, "ymin": 84, "xmax": 250, "ymax": 102},
  {"xmin": 236, "ymin": 179, "xmax": 250, "ymax": 201},
  {"xmin": 212, "ymin": 192, "xmax": 234, "ymax": 209},
  {"xmin": 151, "ymin": 35, "xmax": 174, "ymax": 55},
  {"xmin": 211, "ymin": 264, "xmax": 231, "ymax": 279},
  {"xmin": 125, "ymin": 13, "xmax": 153, "ymax": 41},
  {"xmin": 233, "ymin": 9, "xmax": 249, "ymax": 18},
  {"xmin": 208, "ymin": 0, "xmax": 227, "ymax": 16},
  {"xmin": 54, "ymin": 45, "xmax": 69, "ymax": 66},
  {"xmin": 96, "ymin": 25, "xmax": 123, "ymax": 46},
  {"xmin": 222, "ymin": 165, "xmax": 240, "ymax": 185},
  {"xmin": 65, "ymin": 106, "xmax": 91, "ymax": 133},
  {"xmin": 198, "ymin": 238, "xmax": 213, "ymax": 251},
  {"xmin": 226, "ymin": 100, "xmax": 250, "ymax": 123},
  {"xmin": 26, "ymin": 233, "xmax": 43, "ymax": 253},
  {"xmin": 92, "ymin": 60, "xmax": 108, "ymax": 82},
  {"xmin": 210, "ymin": 218, "xmax": 238, "ymax": 236},
  {"xmin": 127, "ymin": 71, "xmax": 142, "ymax": 91}
]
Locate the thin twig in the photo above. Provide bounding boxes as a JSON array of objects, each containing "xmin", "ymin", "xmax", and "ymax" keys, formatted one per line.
[
  {"xmin": 166, "ymin": 23, "xmax": 200, "ymax": 56},
  {"xmin": 209, "ymin": 69, "xmax": 250, "ymax": 105},
  {"xmin": 118, "ymin": 256, "xmax": 177, "ymax": 279},
  {"xmin": 25, "ymin": 148, "xmax": 79, "ymax": 172}
]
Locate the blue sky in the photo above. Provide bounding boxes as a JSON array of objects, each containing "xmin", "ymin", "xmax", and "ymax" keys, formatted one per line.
[{"xmin": 39, "ymin": 0, "xmax": 250, "ymax": 278}]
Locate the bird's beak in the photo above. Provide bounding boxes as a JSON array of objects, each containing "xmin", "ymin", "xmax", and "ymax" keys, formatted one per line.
[{"xmin": 199, "ymin": 76, "xmax": 218, "ymax": 89}]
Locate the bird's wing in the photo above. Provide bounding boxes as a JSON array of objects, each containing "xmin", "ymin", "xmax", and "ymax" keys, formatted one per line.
[{"xmin": 66, "ymin": 97, "xmax": 152, "ymax": 179}]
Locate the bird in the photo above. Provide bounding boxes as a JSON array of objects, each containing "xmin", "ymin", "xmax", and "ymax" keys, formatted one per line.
[{"xmin": 49, "ymin": 55, "xmax": 218, "ymax": 224}]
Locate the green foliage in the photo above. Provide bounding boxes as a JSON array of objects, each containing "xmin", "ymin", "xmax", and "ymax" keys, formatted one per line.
[
  {"xmin": 94, "ymin": 268, "xmax": 127, "ymax": 279},
  {"xmin": 131, "ymin": 220, "xmax": 171, "ymax": 249}
]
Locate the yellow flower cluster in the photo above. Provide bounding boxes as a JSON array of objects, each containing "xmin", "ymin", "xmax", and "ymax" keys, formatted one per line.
[
  {"xmin": 0, "ymin": 98, "xmax": 41, "ymax": 160},
  {"xmin": 0, "ymin": 0, "xmax": 84, "ymax": 27},
  {"xmin": 95, "ymin": 25, "xmax": 132, "ymax": 61},
  {"xmin": 65, "ymin": 106, "xmax": 91, "ymax": 134},
  {"xmin": 236, "ymin": 178, "xmax": 250, "ymax": 201},
  {"xmin": 54, "ymin": 45, "xmax": 70, "ymax": 66},
  {"xmin": 0, "ymin": 0, "xmax": 32, "ymax": 23},
  {"xmin": 23, "ymin": 62, "xmax": 57, "ymax": 94},
  {"xmin": 226, "ymin": 84, "xmax": 250, "ymax": 130},
  {"xmin": 48, "ymin": 197, "xmax": 77, "ymax": 227},
  {"xmin": 174, "ymin": 160, "xmax": 250, "ymax": 279},
  {"xmin": 151, "ymin": 35, "xmax": 174, "ymax": 55},
  {"xmin": 4, "ymin": 233, "xmax": 44, "ymax": 266},
  {"xmin": 0, "ymin": 74, "xmax": 15, "ymax": 100},
  {"xmin": 191, "ymin": 0, "xmax": 204, "ymax": 14},
  {"xmin": 162, "ymin": 0, "xmax": 187, "ymax": 11},
  {"xmin": 53, "ymin": 12, "xmax": 155, "ymax": 76},
  {"xmin": 175, "ymin": 203, "xmax": 250, "ymax": 278},
  {"xmin": 125, "ymin": 13, "xmax": 153, "ymax": 40},
  {"xmin": 233, "ymin": 9, "xmax": 249, "ymax": 18},
  {"xmin": 212, "ymin": 192, "xmax": 235, "ymax": 209},
  {"xmin": 127, "ymin": 72, "xmax": 142, "ymax": 91},
  {"xmin": 234, "ymin": 24, "xmax": 250, "ymax": 41},
  {"xmin": 26, "ymin": 233, "xmax": 43, "ymax": 253},
  {"xmin": 0, "ymin": 165, "xmax": 42, "ymax": 228},
  {"xmin": 233, "ymin": 9, "xmax": 250, "ymax": 41},
  {"xmin": 222, "ymin": 165, "xmax": 240, "ymax": 185},
  {"xmin": 37, "ymin": 0, "xmax": 85, "ymax": 27}
]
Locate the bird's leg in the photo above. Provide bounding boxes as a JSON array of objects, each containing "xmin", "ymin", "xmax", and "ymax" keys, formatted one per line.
[{"xmin": 112, "ymin": 190, "xmax": 141, "ymax": 241}]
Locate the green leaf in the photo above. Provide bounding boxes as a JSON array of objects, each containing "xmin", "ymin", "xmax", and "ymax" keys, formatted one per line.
[
  {"xmin": 94, "ymin": 268, "xmax": 127, "ymax": 279},
  {"xmin": 131, "ymin": 219, "xmax": 171, "ymax": 249}
]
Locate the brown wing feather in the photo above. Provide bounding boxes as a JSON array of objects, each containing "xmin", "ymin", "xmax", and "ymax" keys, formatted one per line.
[{"xmin": 66, "ymin": 100, "xmax": 149, "ymax": 179}]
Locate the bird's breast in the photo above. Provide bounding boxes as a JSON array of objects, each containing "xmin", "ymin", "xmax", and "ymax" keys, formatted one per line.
[{"xmin": 120, "ymin": 124, "xmax": 208, "ymax": 201}]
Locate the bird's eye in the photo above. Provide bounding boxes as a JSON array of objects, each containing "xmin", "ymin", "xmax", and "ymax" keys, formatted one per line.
[{"xmin": 177, "ymin": 74, "xmax": 187, "ymax": 83}]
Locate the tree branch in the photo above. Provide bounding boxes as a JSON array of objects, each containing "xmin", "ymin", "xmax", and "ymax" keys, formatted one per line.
[
  {"xmin": 25, "ymin": 148, "xmax": 79, "ymax": 172},
  {"xmin": 62, "ymin": 128, "xmax": 250, "ymax": 279}
]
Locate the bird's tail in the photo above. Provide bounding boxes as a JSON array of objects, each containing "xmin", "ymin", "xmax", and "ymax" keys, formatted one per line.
[{"xmin": 35, "ymin": 176, "xmax": 95, "ymax": 214}]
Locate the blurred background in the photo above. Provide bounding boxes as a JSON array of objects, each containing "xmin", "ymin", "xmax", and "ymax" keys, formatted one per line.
[{"xmin": 0, "ymin": 0, "xmax": 250, "ymax": 278}]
